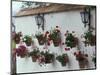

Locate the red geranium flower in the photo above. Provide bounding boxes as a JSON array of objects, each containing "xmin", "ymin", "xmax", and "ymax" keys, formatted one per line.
[
  {"xmin": 78, "ymin": 51, "xmax": 81, "ymax": 55},
  {"xmin": 65, "ymin": 48, "xmax": 67, "ymax": 50},
  {"xmin": 74, "ymin": 52, "xmax": 77, "ymax": 56},
  {"xmin": 56, "ymin": 26, "xmax": 59, "ymax": 28},
  {"xmin": 65, "ymin": 48, "xmax": 70, "ymax": 51},
  {"xmin": 46, "ymin": 31, "xmax": 49, "ymax": 34},
  {"xmin": 67, "ymin": 48, "xmax": 70, "ymax": 50},
  {"xmin": 47, "ymin": 42, "xmax": 50, "ymax": 46},
  {"xmin": 62, "ymin": 43, "xmax": 64, "ymax": 45},
  {"xmin": 64, "ymin": 33, "xmax": 67, "ymax": 36}
]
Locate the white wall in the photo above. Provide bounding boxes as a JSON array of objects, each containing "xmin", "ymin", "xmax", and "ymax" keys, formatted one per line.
[{"xmin": 14, "ymin": 9, "xmax": 96, "ymax": 73}]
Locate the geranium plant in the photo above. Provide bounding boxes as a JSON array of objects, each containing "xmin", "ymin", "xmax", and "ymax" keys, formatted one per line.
[
  {"xmin": 56, "ymin": 54, "xmax": 69, "ymax": 66},
  {"xmin": 13, "ymin": 32, "xmax": 22, "ymax": 44},
  {"xmin": 15, "ymin": 45, "xmax": 28, "ymax": 58},
  {"xmin": 65, "ymin": 31, "xmax": 78, "ymax": 48},
  {"xmin": 74, "ymin": 51, "xmax": 88, "ymax": 69},
  {"xmin": 40, "ymin": 51, "xmax": 54, "ymax": 64},
  {"xmin": 38, "ymin": 54, "xmax": 45, "ymax": 66},
  {"xmin": 29, "ymin": 48, "xmax": 40, "ymax": 62},
  {"xmin": 49, "ymin": 26, "xmax": 61, "ymax": 47},
  {"xmin": 23, "ymin": 35, "xmax": 32, "ymax": 46},
  {"xmin": 83, "ymin": 31, "xmax": 96, "ymax": 46},
  {"xmin": 35, "ymin": 32, "xmax": 46, "ymax": 45}
]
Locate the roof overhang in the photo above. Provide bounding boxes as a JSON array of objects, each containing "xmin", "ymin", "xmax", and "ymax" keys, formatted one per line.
[{"xmin": 14, "ymin": 4, "xmax": 92, "ymax": 17}]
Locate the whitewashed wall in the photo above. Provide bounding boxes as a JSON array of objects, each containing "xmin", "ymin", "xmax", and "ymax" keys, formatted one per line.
[{"xmin": 14, "ymin": 9, "xmax": 96, "ymax": 73}]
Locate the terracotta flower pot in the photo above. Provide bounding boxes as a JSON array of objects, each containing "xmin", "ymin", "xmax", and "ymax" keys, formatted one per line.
[
  {"xmin": 56, "ymin": 54, "xmax": 68, "ymax": 67},
  {"xmin": 38, "ymin": 38, "xmax": 45, "ymax": 45},
  {"xmin": 53, "ymin": 39, "xmax": 61, "ymax": 47},
  {"xmin": 20, "ymin": 51, "xmax": 28, "ymax": 58},
  {"xmin": 61, "ymin": 62, "xmax": 67, "ymax": 66},
  {"xmin": 79, "ymin": 59, "xmax": 88, "ymax": 69},
  {"xmin": 44, "ymin": 58, "xmax": 54, "ymax": 64},
  {"xmin": 19, "ymin": 52, "xmax": 27, "ymax": 58},
  {"xmin": 36, "ymin": 34, "xmax": 46, "ymax": 45},
  {"xmin": 61, "ymin": 57, "xmax": 68, "ymax": 66},
  {"xmin": 13, "ymin": 32, "xmax": 21, "ymax": 44},
  {"xmin": 25, "ymin": 42, "xmax": 32, "ymax": 46},
  {"xmin": 90, "ymin": 35, "xmax": 96, "ymax": 46},
  {"xmin": 20, "ymin": 54, "xmax": 26, "ymax": 58},
  {"xmin": 79, "ymin": 61, "xmax": 85, "ymax": 68},
  {"xmin": 14, "ymin": 37, "xmax": 20, "ymax": 44},
  {"xmin": 73, "ymin": 37, "xmax": 78, "ymax": 47},
  {"xmin": 31, "ymin": 56, "xmax": 37, "ymax": 62}
]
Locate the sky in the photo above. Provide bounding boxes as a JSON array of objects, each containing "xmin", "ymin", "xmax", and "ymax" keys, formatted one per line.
[{"xmin": 12, "ymin": 1, "xmax": 22, "ymax": 16}]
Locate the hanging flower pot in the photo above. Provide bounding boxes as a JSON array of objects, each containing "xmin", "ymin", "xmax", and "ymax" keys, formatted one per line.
[
  {"xmin": 13, "ymin": 32, "xmax": 22, "ymax": 44},
  {"xmin": 83, "ymin": 31, "xmax": 96, "ymax": 46},
  {"xmin": 52, "ymin": 38, "xmax": 61, "ymax": 46},
  {"xmin": 79, "ymin": 60, "xmax": 88, "ymax": 68},
  {"xmin": 56, "ymin": 54, "xmax": 69, "ymax": 66},
  {"xmin": 38, "ymin": 36, "xmax": 45, "ymax": 45},
  {"xmin": 35, "ymin": 32, "xmax": 46, "ymax": 45},
  {"xmin": 29, "ymin": 48, "xmax": 40, "ymax": 62},
  {"xmin": 23, "ymin": 35, "xmax": 32, "ymax": 46},
  {"xmin": 38, "ymin": 55, "xmax": 45, "ymax": 66},
  {"xmin": 40, "ymin": 51, "xmax": 54, "ymax": 64},
  {"xmin": 49, "ymin": 26, "xmax": 61, "ymax": 47},
  {"xmin": 31, "ymin": 56, "xmax": 38, "ymax": 62},
  {"xmin": 65, "ymin": 31, "xmax": 78, "ymax": 48},
  {"xmin": 15, "ymin": 45, "xmax": 28, "ymax": 58},
  {"xmin": 74, "ymin": 51, "xmax": 88, "ymax": 69}
]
